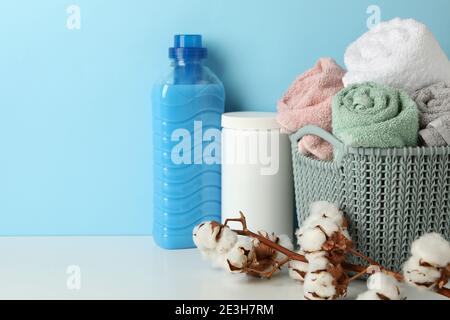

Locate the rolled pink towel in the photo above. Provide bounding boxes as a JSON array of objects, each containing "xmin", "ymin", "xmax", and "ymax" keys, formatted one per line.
[{"xmin": 277, "ymin": 58, "xmax": 345, "ymax": 160}]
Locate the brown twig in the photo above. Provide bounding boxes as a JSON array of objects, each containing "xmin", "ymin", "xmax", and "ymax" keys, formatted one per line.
[
  {"xmin": 227, "ymin": 212, "xmax": 308, "ymax": 263},
  {"xmin": 246, "ymin": 257, "xmax": 291, "ymax": 279},
  {"xmin": 348, "ymin": 267, "xmax": 369, "ymax": 282},
  {"xmin": 436, "ymin": 287, "xmax": 450, "ymax": 299},
  {"xmin": 234, "ymin": 229, "xmax": 308, "ymax": 263},
  {"xmin": 350, "ymin": 248, "xmax": 380, "ymax": 267},
  {"xmin": 224, "ymin": 212, "xmax": 248, "ymax": 230},
  {"xmin": 342, "ymin": 262, "xmax": 403, "ymax": 282}
]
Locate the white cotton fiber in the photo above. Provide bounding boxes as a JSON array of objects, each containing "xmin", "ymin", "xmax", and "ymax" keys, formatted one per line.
[
  {"xmin": 403, "ymin": 256, "xmax": 441, "ymax": 288},
  {"xmin": 308, "ymin": 218, "xmax": 340, "ymax": 237},
  {"xmin": 366, "ymin": 265, "xmax": 382, "ymax": 274},
  {"xmin": 410, "ymin": 233, "xmax": 450, "ymax": 267},
  {"xmin": 341, "ymin": 229, "xmax": 351, "ymax": 240},
  {"xmin": 298, "ymin": 227, "xmax": 327, "ymax": 253},
  {"xmin": 277, "ymin": 234, "xmax": 294, "ymax": 250},
  {"xmin": 305, "ymin": 251, "xmax": 327, "ymax": 262},
  {"xmin": 225, "ymin": 238, "xmax": 254, "ymax": 272},
  {"xmin": 343, "ymin": 18, "xmax": 450, "ymax": 93},
  {"xmin": 356, "ymin": 290, "xmax": 384, "ymax": 300},
  {"xmin": 295, "ymin": 226, "xmax": 308, "ymax": 240},
  {"xmin": 274, "ymin": 234, "xmax": 294, "ymax": 260},
  {"xmin": 215, "ymin": 226, "xmax": 238, "ymax": 254},
  {"xmin": 289, "ymin": 260, "xmax": 309, "ymax": 282},
  {"xmin": 193, "ymin": 222, "xmax": 221, "ymax": 250},
  {"xmin": 366, "ymin": 272, "xmax": 402, "ymax": 300},
  {"xmin": 308, "ymin": 256, "xmax": 330, "ymax": 273},
  {"xmin": 298, "ymin": 202, "xmax": 348, "ymax": 251},
  {"xmin": 309, "ymin": 201, "xmax": 345, "ymax": 226},
  {"xmin": 304, "ymin": 271, "xmax": 336, "ymax": 300}
]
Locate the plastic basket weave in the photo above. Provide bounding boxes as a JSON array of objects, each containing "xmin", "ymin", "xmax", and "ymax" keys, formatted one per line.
[{"xmin": 290, "ymin": 125, "xmax": 450, "ymax": 272}]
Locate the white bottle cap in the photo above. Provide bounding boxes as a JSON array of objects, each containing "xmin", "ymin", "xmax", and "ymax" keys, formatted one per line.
[{"xmin": 221, "ymin": 112, "xmax": 280, "ymax": 130}]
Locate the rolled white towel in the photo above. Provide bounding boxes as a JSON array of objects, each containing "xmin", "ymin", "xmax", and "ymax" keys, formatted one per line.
[{"xmin": 343, "ymin": 18, "xmax": 450, "ymax": 93}]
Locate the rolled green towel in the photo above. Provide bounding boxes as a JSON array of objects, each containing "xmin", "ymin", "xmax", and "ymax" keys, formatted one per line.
[{"xmin": 332, "ymin": 82, "xmax": 419, "ymax": 148}]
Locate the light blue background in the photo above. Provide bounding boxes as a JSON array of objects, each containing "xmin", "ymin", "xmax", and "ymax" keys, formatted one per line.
[{"xmin": 0, "ymin": 0, "xmax": 449, "ymax": 235}]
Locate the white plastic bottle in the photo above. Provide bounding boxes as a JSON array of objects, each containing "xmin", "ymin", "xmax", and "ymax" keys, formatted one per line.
[{"xmin": 221, "ymin": 112, "xmax": 294, "ymax": 237}]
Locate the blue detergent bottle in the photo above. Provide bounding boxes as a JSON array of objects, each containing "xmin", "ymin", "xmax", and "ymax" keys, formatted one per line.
[{"xmin": 152, "ymin": 35, "xmax": 225, "ymax": 249}]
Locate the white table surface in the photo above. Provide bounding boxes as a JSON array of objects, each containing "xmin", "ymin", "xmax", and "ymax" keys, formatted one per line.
[{"xmin": 0, "ymin": 236, "xmax": 446, "ymax": 300}]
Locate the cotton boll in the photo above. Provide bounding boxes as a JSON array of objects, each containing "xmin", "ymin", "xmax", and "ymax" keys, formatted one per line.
[
  {"xmin": 357, "ymin": 290, "xmax": 384, "ymax": 300},
  {"xmin": 295, "ymin": 226, "xmax": 308, "ymax": 242},
  {"xmin": 304, "ymin": 271, "xmax": 336, "ymax": 300},
  {"xmin": 367, "ymin": 272, "xmax": 402, "ymax": 300},
  {"xmin": 295, "ymin": 225, "xmax": 314, "ymax": 243},
  {"xmin": 309, "ymin": 201, "xmax": 345, "ymax": 226},
  {"xmin": 308, "ymin": 218, "xmax": 340, "ymax": 237},
  {"xmin": 276, "ymin": 234, "xmax": 294, "ymax": 250},
  {"xmin": 305, "ymin": 251, "xmax": 327, "ymax": 262},
  {"xmin": 403, "ymin": 256, "xmax": 441, "ymax": 289},
  {"xmin": 193, "ymin": 222, "xmax": 221, "ymax": 250},
  {"xmin": 301, "ymin": 216, "xmax": 321, "ymax": 231},
  {"xmin": 289, "ymin": 260, "xmax": 309, "ymax": 282},
  {"xmin": 366, "ymin": 265, "xmax": 382, "ymax": 275},
  {"xmin": 225, "ymin": 238, "xmax": 255, "ymax": 272},
  {"xmin": 325, "ymin": 211, "xmax": 346, "ymax": 229},
  {"xmin": 308, "ymin": 256, "xmax": 331, "ymax": 273},
  {"xmin": 309, "ymin": 201, "xmax": 339, "ymax": 219},
  {"xmin": 358, "ymin": 273, "xmax": 403, "ymax": 300},
  {"xmin": 274, "ymin": 234, "xmax": 294, "ymax": 260},
  {"xmin": 298, "ymin": 227, "xmax": 327, "ymax": 253},
  {"xmin": 367, "ymin": 272, "xmax": 399, "ymax": 292},
  {"xmin": 411, "ymin": 233, "xmax": 450, "ymax": 267},
  {"xmin": 216, "ymin": 227, "xmax": 238, "ymax": 254},
  {"xmin": 304, "ymin": 291, "xmax": 327, "ymax": 301},
  {"xmin": 289, "ymin": 249, "xmax": 309, "ymax": 281}
]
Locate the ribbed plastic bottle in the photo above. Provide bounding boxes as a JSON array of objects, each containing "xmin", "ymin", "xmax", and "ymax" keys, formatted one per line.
[{"xmin": 152, "ymin": 35, "xmax": 225, "ymax": 249}]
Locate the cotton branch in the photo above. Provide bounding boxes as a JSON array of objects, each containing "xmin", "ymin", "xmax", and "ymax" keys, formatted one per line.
[{"xmin": 224, "ymin": 212, "xmax": 450, "ymax": 299}]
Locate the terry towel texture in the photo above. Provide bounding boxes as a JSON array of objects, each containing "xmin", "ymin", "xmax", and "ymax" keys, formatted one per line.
[
  {"xmin": 332, "ymin": 82, "xmax": 419, "ymax": 148},
  {"xmin": 277, "ymin": 58, "xmax": 346, "ymax": 160},
  {"xmin": 413, "ymin": 82, "xmax": 450, "ymax": 146},
  {"xmin": 343, "ymin": 18, "xmax": 450, "ymax": 94}
]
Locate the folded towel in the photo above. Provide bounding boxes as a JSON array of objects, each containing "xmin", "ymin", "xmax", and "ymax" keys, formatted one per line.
[
  {"xmin": 343, "ymin": 18, "xmax": 450, "ymax": 94},
  {"xmin": 277, "ymin": 58, "xmax": 345, "ymax": 160},
  {"xmin": 413, "ymin": 82, "xmax": 450, "ymax": 146},
  {"xmin": 332, "ymin": 82, "xmax": 419, "ymax": 148},
  {"xmin": 419, "ymin": 116, "xmax": 450, "ymax": 146}
]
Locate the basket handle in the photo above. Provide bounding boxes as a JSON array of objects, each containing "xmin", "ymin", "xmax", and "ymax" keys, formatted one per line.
[{"xmin": 290, "ymin": 125, "xmax": 345, "ymax": 166}]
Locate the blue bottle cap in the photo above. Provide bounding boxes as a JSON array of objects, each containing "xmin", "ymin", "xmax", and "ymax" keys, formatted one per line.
[{"xmin": 169, "ymin": 34, "xmax": 207, "ymax": 60}]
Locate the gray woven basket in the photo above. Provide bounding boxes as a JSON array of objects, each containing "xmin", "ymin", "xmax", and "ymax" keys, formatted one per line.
[{"xmin": 290, "ymin": 125, "xmax": 450, "ymax": 272}]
